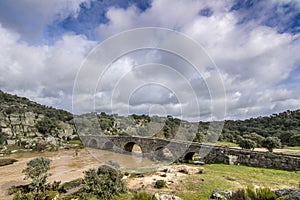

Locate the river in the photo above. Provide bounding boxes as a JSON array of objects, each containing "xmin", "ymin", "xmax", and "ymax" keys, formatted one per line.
[{"xmin": 0, "ymin": 148, "xmax": 158, "ymax": 199}]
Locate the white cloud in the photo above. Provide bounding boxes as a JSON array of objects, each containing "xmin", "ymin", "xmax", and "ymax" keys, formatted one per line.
[
  {"xmin": 0, "ymin": 0, "xmax": 300, "ymax": 121},
  {"xmin": 0, "ymin": 0, "xmax": 89, "ymax": 42},
  {"xmin": 0, "ymin": 24, "xmax": 96, "ymax": 110}
]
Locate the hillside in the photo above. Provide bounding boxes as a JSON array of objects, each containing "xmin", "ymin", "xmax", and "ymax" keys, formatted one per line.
[
  {"xmin": 77, "ymin": 109, "xmax": 300, "ymax": 147},
  {"xmin": 0, "ymin": 90, "xmax": 79, "ymax": 154},
  {"xmin": 1, "ymin": 89, "xmax": 299, "ymax": 155},
  {"xmin": 220, "ymin": 109, "xmax": 300, "ymax": 147}
]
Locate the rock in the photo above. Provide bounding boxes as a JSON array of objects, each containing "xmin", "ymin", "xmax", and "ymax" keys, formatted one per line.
[
  {"xmin": 6, "ymin": 139, "xmax": 16, "ymax": 145},
  {"xmin": 209, "ymin": 190, "xmax": 232, "ymax": 200},
  {"xmin": 2, "ymin": 128, "xmax": 13, "ymax": 136},
  {"xmin": 24, "ymin": 112, "xmax": 36, "ymax": 126},
  {"xmin": 154, "ymin": 193, "xmax": 182, "ymax": 200},
  {"xmin": 177, "ymin": 166, "xmax": 189, "ymax": 174},
  {"xmin": 57, "ymin": 122, "xmax": 74, "ymax": 140},
  {"xmin": 45, "ymin": 136, "xmax": 58, "ymax": 146},
  {"xmin": 275, "ymin": 189, "xmax": 300, "ymax": 200}
]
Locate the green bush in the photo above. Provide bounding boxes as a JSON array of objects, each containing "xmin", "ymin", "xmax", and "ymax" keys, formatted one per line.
[
  {"xmin": 35, "ymin": 117, "xmax": 58, "ymax": 135},
  {"xmin": 239, "ymin": 139, "xmax": 257, "ymax": 150},
  {"xmin": 13, "ymin": 191, "xmax": 34, "ymax": 200},
  {"xmin": 246, "ymin": 186, "xmax": 257, "ymax": 199},
  {"xmin": 80, "ymin": 165, "xmax": 126, "ymax": 199},
  {"xmin": 154, "ymin": 180, "xmax": 166, "ymax": 189},
  {"xmin": 131, "ymin": 192, "xmax": 157, "ymax": 200},
  {"xmin": 244, "ymin": 186, "xmax": 276, "ymax": 200},
  {"xmin": 256, "ymin": 187, "xmax": 276, "ymax": 200}
]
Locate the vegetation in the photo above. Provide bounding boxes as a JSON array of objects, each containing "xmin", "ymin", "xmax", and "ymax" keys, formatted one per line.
[
  {"xmin": 131, "ymin": 192, "xmax": 157, "ymax": 200},
  {"xmin": 154, "ymin": 180, "xmax": 167, "ymax": 189},
  {"xmin": 35, "ymin": 117, "xmax": 59, "ymax": 135},
  {"xmin": 78, "ymin": 165, "xmax": 126, "ymax": 199},
  {"xmin": 238, "ymin": 138, "xmax": 257, "ymax": 150},
  {"xmin": 79, "ymin": 108, "xmax": 300, "ymax": 150},
  {"xmin": 176, "ymin": 164, "xmax": 300, "ymax": 200},
  {"xmin": 230, "ymin": 186, "xmax": 277, "ymax": 200},
  {"xmin": 11, "ymin": 157, "xmax": 52, "ymax": 199},
  {"xmin": 220, "ymin": 109, "xmax": 300, "ymax": 147},
  {"xmin": 0, "ymin": 90, "xmax": 73, "ymax": 122},
  {"xmin": 22, "ymin": 157, "xmax": 51, "ymax": 195},
  {"xmin": 262, "ymin": 137, "xmax": 281, "ymax": 152}
]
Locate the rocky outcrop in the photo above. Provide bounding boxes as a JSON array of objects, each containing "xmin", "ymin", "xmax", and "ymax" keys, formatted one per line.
[
  {"xmin": 0, "ymin": 111, "xmax": 78, "ymax": 153},
  {"xmin": 0, "ymin": 90, "xmax": 79, "ymax": 154}
]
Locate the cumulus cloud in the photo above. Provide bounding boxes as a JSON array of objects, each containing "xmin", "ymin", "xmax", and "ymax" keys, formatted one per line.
[
  {"xmin": 0, "ymin": 0, "xmax": 89, "ymax": 43},
  {"xmin": 0, "ymin": 23, "xmax": 95, "ymax": 110},
  {"xmin": 0, "ymin": 0, "xmax": 300, "ymax": 121}
]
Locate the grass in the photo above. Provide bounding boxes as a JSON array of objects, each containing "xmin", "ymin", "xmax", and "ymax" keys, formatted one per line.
[
  {"xmin": 175, "ymin": 164, "xmax": 300, "ymax": 200},
  {"xmin": 279, "ymin": 151, "xmax": 300, "ymax": 157},
  {"xmin": 215, "ymin": 141, "xmax": 239, "ymax": 147},
  {"xmin": 115, "ymin": 164, "xmax": 300, "ymax": 200},
  {"xmin": 284, "ymin": 146, "xmax": 300, "ymax": 150}
]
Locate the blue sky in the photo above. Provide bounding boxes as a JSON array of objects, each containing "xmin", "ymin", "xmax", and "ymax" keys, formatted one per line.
[{"xmin": 0, "ymin": 0, "xmax": 299, "ymax": 120}]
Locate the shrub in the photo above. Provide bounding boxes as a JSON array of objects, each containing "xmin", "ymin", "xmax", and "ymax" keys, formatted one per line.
[
  {"xmin": 131, "ymin": 192, "xmax": 157, "ymax": 200},
  {"xmin": 244, "ymin": 186, "xmax": 276, "ymax": 200},
  {"xmin": 262, "ymin": 137, "xmax": 281, "ymax": 152},
  {"xmin": 239, "ymin": 139, "xmax": 257, "ymax": 150},
  {"xmin": 13, "ymin": 191, "xmax": 34, "ymax": 200},
  {"xmin": 256, "ymin": 187, "xmax": 276, "ymax": 200},
  {"xmin": 232, "ymin": 188, "xmax": 246, "ymax": 200},
  {"xmin": 22, "ymin": 157, "xmax": 51, "ymax": 193},
  {"xmin": 154, "ymin": 180, "xmax": 166, "ymax": 189},
  {"xmin": 246, "ymin": 186, "xmax": 257, "ymax": 199},
  {"xmin": 81, "ymin": 165, "xmax": 126, "ymax": 199}
]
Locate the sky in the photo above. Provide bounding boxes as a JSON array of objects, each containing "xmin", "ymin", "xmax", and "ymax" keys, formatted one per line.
[{"xmin": 0, "ymin": 0, "xmax": 299, "ymax": 121}]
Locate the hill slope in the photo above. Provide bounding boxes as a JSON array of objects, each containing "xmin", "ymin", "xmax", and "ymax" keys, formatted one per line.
[
  {"xmin": 0, "ymin": 90, "xmax": 79, "ymax": 153},
  {"xmin": 1, "ymin": 90, "xmax": 299, "ymax": 154}
]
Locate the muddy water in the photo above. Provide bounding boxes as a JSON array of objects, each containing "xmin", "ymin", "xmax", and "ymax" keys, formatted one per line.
[{"xmin": 0, "ymin": 148, "xmax": 157, "ymax": 199}]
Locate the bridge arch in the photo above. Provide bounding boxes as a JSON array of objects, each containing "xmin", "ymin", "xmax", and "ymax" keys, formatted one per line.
[
  {"xmin": 154, "ymin": 147, "xmax": 174, "ymax": 161},
  {"xmin": 124, "ymin": 142, "xmax": 143, "ymax": 153},
  {"xmin": 184, "ymin": 151, "xmax": 200, "ymax": 162},
  {"xmin": 88, "ymin": 138, "xmax": 98, "ymax": 148},
  {"xmin": 103, "ymin": 141, "xmax": 114, "ymax": 150}
]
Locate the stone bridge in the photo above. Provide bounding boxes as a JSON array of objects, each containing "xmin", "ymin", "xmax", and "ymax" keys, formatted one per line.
[{"xmin": 80, "ymin": 135, "xmax": 300, "ymax": 171}]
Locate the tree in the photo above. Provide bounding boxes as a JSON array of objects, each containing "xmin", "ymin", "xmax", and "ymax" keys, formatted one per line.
[
  {"xmin": 82, "ymin": 165, "xmax": 126, "ymax": 199},
  {"xmin": 243, "ymin": 133, "xmax": 265, "ymax": 147},
  {"xmin": 239, "ymin": 138, "xmax": 257, "ymax": 150},
  {"xmin": 22, "ymin": 157, "xmax": 51, "ymax": 194},
  {"xmin": 289, "ymin": 134, "xmax": 300, "ymax": 146},
  {"xmin": 262, "ymin": 137, "xmax": 281, "ymax": 152},
  {"xmin": 35, "ymin": 117, "xmax": 58, "ymax": 135}
]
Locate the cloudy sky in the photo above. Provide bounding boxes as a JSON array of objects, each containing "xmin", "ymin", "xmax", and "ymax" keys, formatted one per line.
[{"xmin": 0, "ymin": 0, "xmax": 299, "ymax": 121}]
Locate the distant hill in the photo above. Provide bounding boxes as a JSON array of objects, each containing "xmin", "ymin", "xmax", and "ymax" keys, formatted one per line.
[
  {"xmin": 1, "ymin": 89, "xmax": 299, "ymax": 154},
  {"xmin": 0, "ymin": 90, "xmax": 79, "ymax": 154},
  {"xmin": 220, "ymin": 109, "xmax": 300, "ymax": 146},
  {"xmin": 76, "ymin": 109, "xmax": 300, "ymax": 147}
]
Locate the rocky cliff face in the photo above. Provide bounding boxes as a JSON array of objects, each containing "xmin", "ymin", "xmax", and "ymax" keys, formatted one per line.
[{"xmin": 0, "ymin": 90, "xmax": 78, "ymax": 154}]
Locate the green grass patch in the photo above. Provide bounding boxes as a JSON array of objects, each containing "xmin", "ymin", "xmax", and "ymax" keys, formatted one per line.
[
  {"xmin": 68, "ymin": 140, "xmax": 83, "ymax": 145},
  {"xmin": 284, "ymin": 146, "xmax": 300, "ymax": 150},
  {"xmin": 175, "ymin": 164, "xmax": 300, "ymax": 200},
  {"xmin": 279, "ymin": 151, "xmax": 300, "ymax": 157},
  {"xmin": 215, "ymin": 141, "xmax": 239, "ymax": 147}
]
